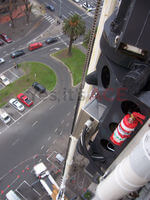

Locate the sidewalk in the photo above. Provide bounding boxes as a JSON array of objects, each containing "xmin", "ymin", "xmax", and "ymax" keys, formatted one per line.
[{"xmin": 0, "ymin": 13, "xmax": 42, "ymax": 41}]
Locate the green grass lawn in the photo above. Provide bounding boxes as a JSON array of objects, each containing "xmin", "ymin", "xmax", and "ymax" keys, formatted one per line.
[
  {"xmin": 0, "ymin": 62, "xmax": 56, "ymax": 107},
  {"xmin": 53, "ymin": 47, "xmax": 86, "ymax": 86}
]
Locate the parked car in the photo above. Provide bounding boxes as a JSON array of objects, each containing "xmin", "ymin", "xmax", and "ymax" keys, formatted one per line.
[
  {"xmin": 11, "ymin": 50, "xmax": 25, "ymax": 58},
  {"xmin": 0, "ymin": 74, "xmax": 10, "ymax": 86},
  {"xmin": 82, "ymin": 2, "xmax": 94, "ymax": 11},
  {"xmin": 0, "ymin": 58, "xmax": 5, "ymax": 64},
  {"xmin": 0, "ymin": 109, "xmax": 11, "ymax": 124},
  {"xmin": 9, "ymin": 98, "xmax": 25, "ymax": 112},
  {"xmin": 0, "ymin": 33, "xmax": 12, "ymax": 43},
  {"xmin": 32, "ymin": 82, "xmax": 46, "ymax": 93},
  {"xmin": 45, "ymin": 37, "xmax": 58, "ymax": 45},
  {"xmin": 28, "ymin": 42, "xmax": 43, "ymax": 51},
  {"xmin": 6, "ymin": 190, "xmax": 21, "ymax": 200},
  {"xmin": 17, "ymin": 93, "xmax": 33, "ymax": 107},
  {"xmin": 0, "ymin": 39, "xmax": 4, "ymax": 46},
  {"xmin": 46, "ymin": 4, "xmax": 55, "ymax": 11},
  {"xmin": 73, "ymin": 0, "xmax": 80, "ymax": 3}
]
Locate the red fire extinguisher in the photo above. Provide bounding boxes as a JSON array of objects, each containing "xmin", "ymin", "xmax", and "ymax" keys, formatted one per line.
[{"xmin": 110, "ymin": 112, "xmax": 146, "ymax": 146}]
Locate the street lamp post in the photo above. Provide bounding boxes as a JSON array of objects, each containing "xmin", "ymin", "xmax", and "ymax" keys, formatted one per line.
[{"xmin": 59, "ymin": 0, "xmax": 62, "ymax": 18}]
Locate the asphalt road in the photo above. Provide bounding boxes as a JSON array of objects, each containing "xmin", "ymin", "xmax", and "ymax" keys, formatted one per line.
[
  {"xmin": 0, "ymin": 44, "xmax": 79, "ymax": 176},
  {"xmin": 0, "ymin": 1, "xmax": 93, "ymax": 198}
]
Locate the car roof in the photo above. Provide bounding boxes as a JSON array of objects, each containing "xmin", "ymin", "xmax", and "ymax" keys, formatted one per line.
[
  {"xmin": 18, "ymin": 93, "xmax": 24, "ymax": 97},
  {"xmin": 47, "ymin": 4, "xmax": 54, "ymax": 8},
  {"xmin": 47, "ymin": 37, "xmax": 57, "ymax": 40},
  {"xmin": 33, "ymin": 81, "xmax": 38, "ymax": 85},
  {"xmin": 9, "ymin": 98, "xmax": 17, "ymax": 103},
  {"xmin": 29, "ymin": 42, "xmax": 42, "ymax": 47},
  {"xmin": 16, "ymin": 50, "xmax": 24, "ymax": 52},
  {"xmin": 0, "ymin": 74, "xmax": 6, "ymax": 79}
]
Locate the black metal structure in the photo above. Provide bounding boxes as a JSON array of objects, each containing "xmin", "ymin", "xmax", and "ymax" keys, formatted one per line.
[{"xmin": 80, "ymin": 0, "xmax": 150, "ymax": 176}]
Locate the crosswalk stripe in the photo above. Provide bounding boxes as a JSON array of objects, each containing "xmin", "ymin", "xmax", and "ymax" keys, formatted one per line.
[{"xmin": 43, "ymin": 14, "xmax": 55, "ymax": 23}]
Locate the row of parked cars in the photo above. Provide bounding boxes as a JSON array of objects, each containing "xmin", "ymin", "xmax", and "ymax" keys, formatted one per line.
[
  {"xmin": 0, "ymin": 33, "xmax": 58, "ymax": 62},
  {"xmin": 12, "ymin": 37, "xmax": 58, "ymax": 58},
  {"xmin": 0, "ymin": 81, "xmax": 46, "ymax": 124},
  {"xmin": 0, "ymin": 33, "xmax": 12, "ymax": 46},
  {"xmin": 0, "ymin": 93, "xmax": 33, "ymax": 124},
  {"xmin": 72, "ymin": 0, "xmax": 95, "ymax": 12}
]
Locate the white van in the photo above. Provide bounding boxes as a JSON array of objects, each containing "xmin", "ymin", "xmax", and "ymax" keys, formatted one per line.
[{"xmin": 6, "ymin": 190, "xmax": 21, "ymax": 200}]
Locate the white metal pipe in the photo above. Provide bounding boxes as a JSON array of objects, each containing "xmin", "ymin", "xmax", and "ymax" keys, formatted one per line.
[
  {"xmin": 93, "ymin": 130, "xmax": 150, "ymax": 200},
  {"xmin": 60, "ymin": 136, "xmax": 78, "ymax": 189}
]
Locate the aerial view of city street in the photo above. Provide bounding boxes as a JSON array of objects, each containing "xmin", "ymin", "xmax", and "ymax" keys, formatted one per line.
[
  {"xmin": 1, "ymin": 1, "xmax": 150, "ymax": 200},
  {"xmin": 0, "ymin": 0, "xmax": 99, "ymax": 199}
]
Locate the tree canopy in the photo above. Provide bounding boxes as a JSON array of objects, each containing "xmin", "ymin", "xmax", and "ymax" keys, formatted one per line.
[{"xmin": 63, "ymin": 14, "xmax": 86, "ymax": 55}]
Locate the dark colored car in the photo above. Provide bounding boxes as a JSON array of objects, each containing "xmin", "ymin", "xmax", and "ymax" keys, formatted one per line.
[
  {"xmin": 11, "ymin": 50, "xmax": 25, "ymax": 58},
  {"xmin": 45, "ymin": 37, "xmax": 58, "ymax": 44},
  {"xmin": 0, "ymin": 39, "xmax": 4, "ymax": 46},
  {"xmin": 32, "ymin": 82, "xmax": 46, "ymax": 93},
  {"xmin": 46, "ymin": 4, "xmax": 55, "ymax": 11},
  {"xmin": 0, "ymin": 33, "xmax": 12, "ymax": 43}
]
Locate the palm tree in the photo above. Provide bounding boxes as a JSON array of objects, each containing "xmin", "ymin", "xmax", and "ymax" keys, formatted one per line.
[{"xmin": 63, "ymin": 14, "xmax": 86, "ymax": 56}]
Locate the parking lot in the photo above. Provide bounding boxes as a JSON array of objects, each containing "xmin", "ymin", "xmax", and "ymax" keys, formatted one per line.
[
  {"xmin": 1, "ymin": 151, "xmax": 65, "ymax": 200},
  {"xmin": 0, "ymin": 66, "xmax": 49, "ymax": 133}
]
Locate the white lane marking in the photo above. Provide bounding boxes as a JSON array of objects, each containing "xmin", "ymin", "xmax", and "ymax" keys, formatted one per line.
[
  {"xmin": 48, "ymin": 136, "xmax": 51, "ymax": 141},
  {"xmin": 32, "ymin": 120, "xmax": 38, "ymax": 127},
  {"xmin": 62, "ymin": 14, "xmax": 67, "ymax": 19},
  {"xmin": 59, "ymin": 131, "xmax": 62, "ymax": 135},
  {"xmin": 9, "ymin": 69, "xmax": 19, "ymax": 78},
  {"xmin": 9, "ymin": 114, "xmax": 16, "ymax": 121},
  {"xmin": 33, "ymin": 154, "xmax": 38, "ymax": 159},
  {"xmin": 60, "ymin": 37, "xmax": 68, "ymax": 47},
  {"xmin": 67, "ymin": 112, "xmax": 71, "ymax": 116},
  {"xmin": 55, "ymin": 128, "xmax": 58, "ymax": 133},
  {"xmin": 15, "ymin": 190, "xmax": 26, "ymax": 200},
  {"xmin": 49, "ymin": 105, "xmax": 54, "ymax": 110},
  {"xmin": 46, "ymin": 148, "xmax": 49, "ymax": 153},
  {"xmin": 41, "ymin": 145, "xmax": 44, "ymax": 150},
  {"xmin": 12, "ymin": 138, "xmax": 20, "ymax": 146}
]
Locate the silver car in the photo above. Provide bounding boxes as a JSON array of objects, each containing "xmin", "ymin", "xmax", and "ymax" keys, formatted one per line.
[
  {"xmin": 0, "ymin": 58, "xmax": 5, "ymax": 64},
  {"xmin": 9, "ymin": 98, "xmax": 25, "ymax": 111},
  {"xmin": 0, "ymin": 74, "xmax": 10, "ymax": 86}
]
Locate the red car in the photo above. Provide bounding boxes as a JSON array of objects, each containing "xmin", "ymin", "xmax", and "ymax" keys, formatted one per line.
[
  {"xmin": 17, "ymin": 93, "xmax": 33, "ymax": 107},
  {"xmin": 28, "ymin": 42, "xmax": 43, "ymax": 51},
  {"xmin": 0, "ymin": 33, "xmax": 12, "ymax": 43}
]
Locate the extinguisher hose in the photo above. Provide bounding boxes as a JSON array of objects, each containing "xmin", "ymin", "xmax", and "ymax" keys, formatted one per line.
[{"xmin": 77, "ymin": 125, "xmax": 105, "ymax": 176}]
